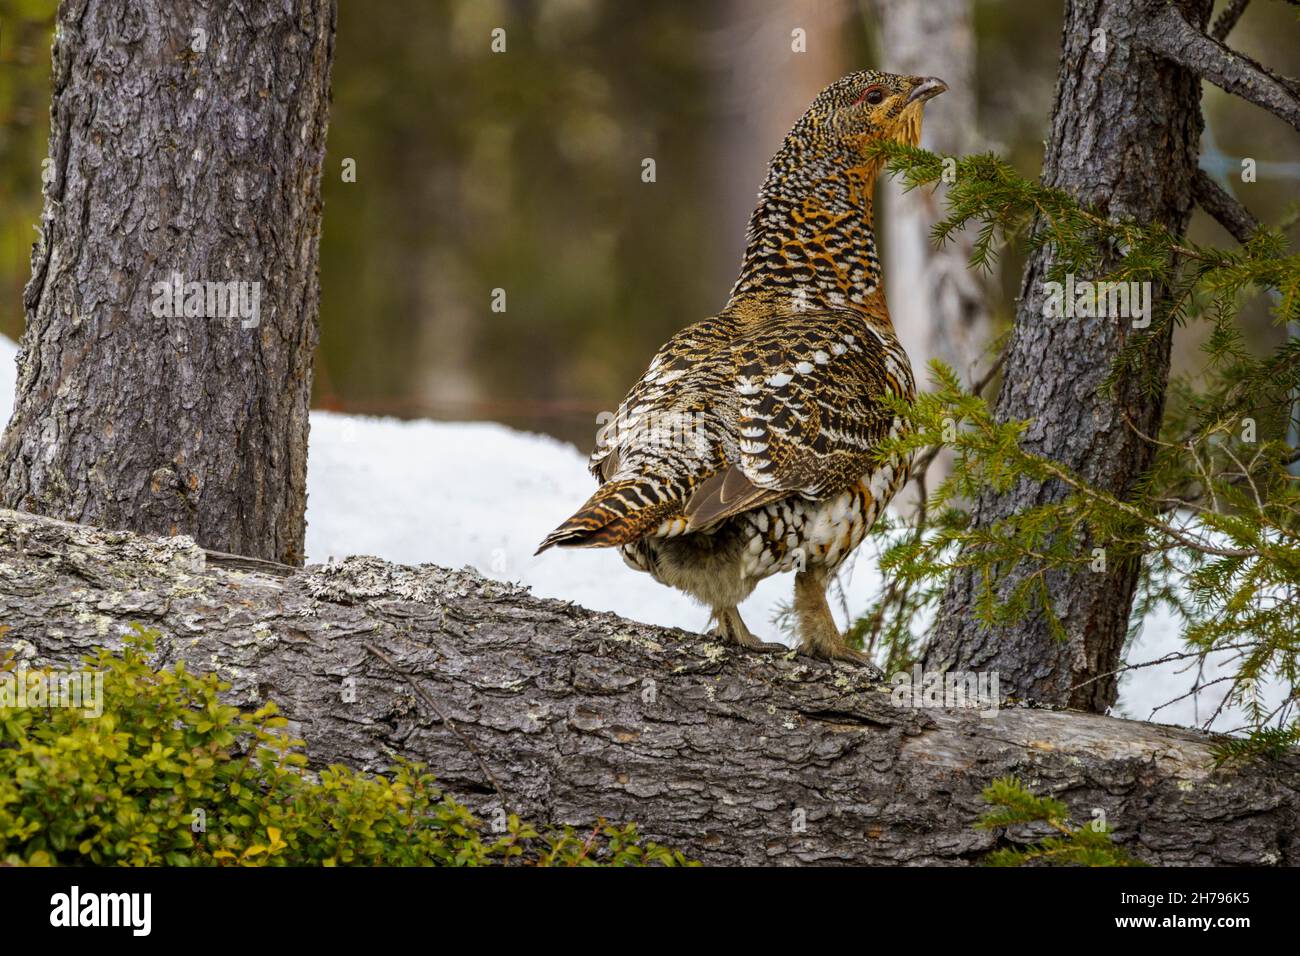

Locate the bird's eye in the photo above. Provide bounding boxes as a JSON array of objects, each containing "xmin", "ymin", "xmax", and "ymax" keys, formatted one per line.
[{"xmin": 854, "ymin": 85, "xmax": 886, "ymax": 107}]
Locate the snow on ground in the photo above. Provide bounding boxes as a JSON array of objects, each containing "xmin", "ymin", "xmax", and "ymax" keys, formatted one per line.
[
  {"xmin": 304, "ymin": 410, "xmax": 810, "ymax": 639},
  {"xmin": 0, "ymin": 335, "xmax": 1276, "ymax": 731}
]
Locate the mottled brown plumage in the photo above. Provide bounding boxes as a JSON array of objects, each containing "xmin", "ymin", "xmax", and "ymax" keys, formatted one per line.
[{"xmin": 538, "ymin": 71, "xmax": 947, "ymax": 662}]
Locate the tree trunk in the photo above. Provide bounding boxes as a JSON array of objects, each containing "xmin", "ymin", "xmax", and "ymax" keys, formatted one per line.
[
  {"xmin": 3, "ymin": 507, "xmax": 1294, "ymax": 866},
  {"xmin": 925, "ymin": 0, "xmax": 1210, "ymax": 711},
  {"xmin": 1, "ymin": 0, "xmax": 336, "ymax": 565}
]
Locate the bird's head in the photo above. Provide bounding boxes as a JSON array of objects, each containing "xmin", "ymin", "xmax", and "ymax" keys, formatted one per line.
[
  {"xmin": 807, "ymin": 70, "xmax": 948, "ymax": 154},
  {"xmin": 733, "ymin": 70, "xmax": 949, "ymax": 311}
]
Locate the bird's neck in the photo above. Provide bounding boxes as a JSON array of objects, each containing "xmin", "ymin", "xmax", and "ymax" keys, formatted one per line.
[{"xmin": 726, "ymin": 135, "xmax": 885, "ymax": 317}]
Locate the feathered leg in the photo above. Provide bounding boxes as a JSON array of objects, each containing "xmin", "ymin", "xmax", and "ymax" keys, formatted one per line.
[{"xmin": 794, "ymin": 569, "xmax": 872, "ymax": 664}]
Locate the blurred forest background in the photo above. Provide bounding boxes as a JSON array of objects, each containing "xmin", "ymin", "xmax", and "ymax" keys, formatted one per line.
[{"xmin": 1, "ymin": 0, "xmax": 1297, "ymax": 451}]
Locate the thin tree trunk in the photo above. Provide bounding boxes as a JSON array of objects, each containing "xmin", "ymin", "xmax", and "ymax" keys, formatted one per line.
[
  {"xmin": 868, "ymin": 0, "xmax": 993, "ymax": 509},
  {"xmin": 1, "ymin": 0, "xmax": 336, "ymax": 564},
  {"xmin": 2, "ymin": 507, "xmax": 1295, "ymax": 866},
  {"xmin": 868, "ymin": 0, "xmax": 991, "ymax": 384},
  {"xmin": 710, "ymin": 0, "xmax": 852, "ymax": 292},
  {"xmin": 925, "ymin": 0, "xmax": 1211, "ymax": 711}
]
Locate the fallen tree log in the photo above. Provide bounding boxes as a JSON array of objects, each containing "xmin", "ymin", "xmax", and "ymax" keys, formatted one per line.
[{"xmin": 0, "ymin": 507, "xmax": 1295, "ymax": 865}]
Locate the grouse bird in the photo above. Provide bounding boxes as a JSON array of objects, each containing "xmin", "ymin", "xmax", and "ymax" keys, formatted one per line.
[{"xmin": 538, "ymin": 71, "xmax": 947, "ymax": 663}]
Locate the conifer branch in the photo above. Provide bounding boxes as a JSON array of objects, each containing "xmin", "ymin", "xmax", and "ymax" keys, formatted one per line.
[
  {"xmin": 1139, "ymin": 2, "xmax": 1300, "ymax": 133},
  {"xmin": 1192, "ymin": 169, "xmax": 1261, "ymax": 244},
  {"xmin": 1210, "ymin": 0, "xmax": 1251, "ymax": 42},
  {"xmin": 1068, "ymin": 642, "xmax": 1259, "ymax": 697},
  {"xmin": 908, "ymin": 352, "xmax": 1006, "ymax": 483},
  {"xmin": 864, "ymin": 139, "xmax": 1300, "ymax": 733},
  {"xmin": 1016, "ymin": 451, "xmax": 1259, "ymax": 559}
]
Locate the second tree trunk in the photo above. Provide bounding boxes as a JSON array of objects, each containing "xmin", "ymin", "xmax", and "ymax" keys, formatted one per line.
[{"xmin": 925, "ymin": 0, "xmax": 1210, "ymax": 710}]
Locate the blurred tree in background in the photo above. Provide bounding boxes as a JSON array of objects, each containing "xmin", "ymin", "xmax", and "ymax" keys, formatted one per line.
[
  {"xmin": 317, "ymin": 0, "xmax": 722, "ymax": 445},
  {"xmin": 0, "ymin": 1, "xmax": 53, "ymax": 330},
  {"xmin": 2, "ymin": 0, "xmax": 1296, "ymax": 450}
]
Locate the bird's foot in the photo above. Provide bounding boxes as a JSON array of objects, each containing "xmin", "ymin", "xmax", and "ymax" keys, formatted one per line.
[
  {"xmin": 710, "ymin": 607, "xmax": 791, "ymax": 655},
  {"xmin": 709, "ymin": 624, "xmax": 790, "ymax": 655},
  {"xmin": 809, "ymin": 642, "xmax": 871, "ymax": 665},
  {"xmin": 793, "ymin": 570, "xmax": 881, "ymax": 675},
  {"xmin": 800, "ymin": 641, "xmax": 884, "ymax": 678}
]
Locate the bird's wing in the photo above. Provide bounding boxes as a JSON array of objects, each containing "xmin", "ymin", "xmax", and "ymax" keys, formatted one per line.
[
  {"xmin": 589, "ymin": 315, "xmax": 737, "ymax": 484},
  {"xmin": 683, "ymin": 310, "xmax": 913, "ymax": 531}
]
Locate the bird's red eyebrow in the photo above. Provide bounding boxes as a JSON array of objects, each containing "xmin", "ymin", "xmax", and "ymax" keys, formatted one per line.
[{"xmin": 852, "ymin": 84, "xmax": 884, "ymax": 107}]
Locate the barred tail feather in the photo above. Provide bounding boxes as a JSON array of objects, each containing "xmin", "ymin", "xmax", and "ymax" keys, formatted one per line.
[{"xmin": 535, "ymin": 479, "xmax": 665, "ymax": 555}]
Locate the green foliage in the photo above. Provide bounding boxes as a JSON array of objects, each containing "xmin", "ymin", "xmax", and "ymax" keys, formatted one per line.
[
  {"xmin": 1211, "ymin": 721, "xmax": 1300, "ymax": 766},
  {"xmin": 976, "ymin": 777, "xmax": 1143, "ymax": 867},
  {"xmin": 846, "ymin": 141, "xmax": 1300, "ymax": 743},
  {"xmin": 0, "ymin": 2, "xmax": 56, "ymax": 342},
  {"xmin": 0, "ymin": 629, "xmax": 693, "ymax": 867}
]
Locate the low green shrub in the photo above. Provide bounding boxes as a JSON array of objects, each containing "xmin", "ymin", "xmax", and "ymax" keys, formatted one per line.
[{"xmin": 0, "ymin": 628, "xmax": 691, "ymax": 866}]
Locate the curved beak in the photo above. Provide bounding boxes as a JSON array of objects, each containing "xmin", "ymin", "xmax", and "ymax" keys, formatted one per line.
[{"xmin": 904, "ymin": 76, "xmax": 948, "ymax": 107}]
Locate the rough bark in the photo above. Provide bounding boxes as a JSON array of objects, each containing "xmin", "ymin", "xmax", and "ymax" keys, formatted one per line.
[
  {"xmin": 1192, "ymin": 168, "xmax": 1260, "ymax": 245},
  {"xmin": 2, "ymin": 507, "xmax": 1295, "ymax": 866},
  {"xmin": 1140, "ymin": 0, "xmax": 1300, "ymax": 133},
  {"xmin": 1, "ymin": 0, "xmax": 336, "ymax": 565},
  {"xmin": 926, "ymin": 0, "xmax": 1211, "ymax": 711}
]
